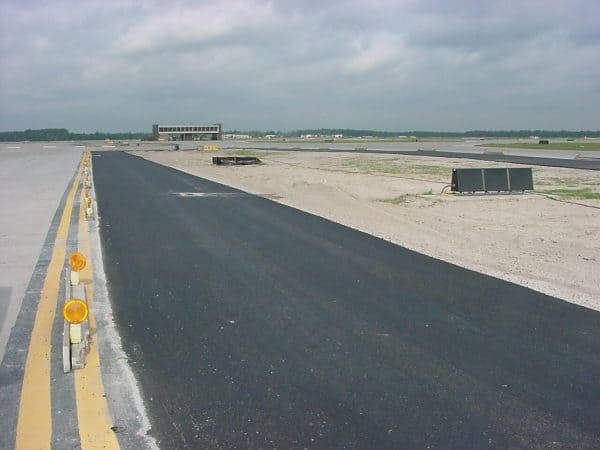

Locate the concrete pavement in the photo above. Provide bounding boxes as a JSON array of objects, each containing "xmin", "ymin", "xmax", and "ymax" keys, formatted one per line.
[
  {"xmin": 0, "ymin": 142, "xmax": 84, "ymax": 362},
  {"xmin": 0, "ymin": 145, "xmax": 154, "ymax": 449}
]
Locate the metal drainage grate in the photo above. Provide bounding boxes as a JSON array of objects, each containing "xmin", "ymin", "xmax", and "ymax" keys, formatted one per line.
[{"xmin": 212, "ymin": 156, "xmax": 261, "ymax": 165}]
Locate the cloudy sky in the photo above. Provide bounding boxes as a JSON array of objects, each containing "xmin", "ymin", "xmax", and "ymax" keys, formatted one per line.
[{"xmin": 0, "ymin": 0, "xmax": 598, "ymax": 132}]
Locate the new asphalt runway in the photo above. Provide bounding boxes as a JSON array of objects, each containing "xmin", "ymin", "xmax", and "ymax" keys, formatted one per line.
[
  {"xmin": 244, "ymin": 147, "xmax": 600, "ymax": 170},
  {"xmin": 93, "ymin": 151, "xmax": 600, "ymax": 449}
]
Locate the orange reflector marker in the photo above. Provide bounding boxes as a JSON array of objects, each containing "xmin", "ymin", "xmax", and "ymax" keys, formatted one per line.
[
  {"xmin": 63, "ymin": 299, "xmax": 88, "ymax": 324},
  {"xmin": 69, "ymin": 252, "xmax": 87, "ymax": 272}
]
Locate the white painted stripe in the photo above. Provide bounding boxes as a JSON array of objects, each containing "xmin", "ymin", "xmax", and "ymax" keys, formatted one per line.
[
  {"xmin": 43, "ymin": 145, "xmax": 57, "ymax": 148},
  {"xmin": 7, "ymin": 146, "xmax": 21, "ymax": 149},
  {"xmin": 175, "ymin": 192, "xmax": 248, "ymax": 198}
]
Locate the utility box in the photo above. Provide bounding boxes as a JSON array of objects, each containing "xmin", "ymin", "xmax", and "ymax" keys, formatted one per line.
[
  {"xmin": 451, "ymin": 168, "xmax": 533, "ymax": 193},
  {"xmin": 507, "ymin": 168, "xmax": 534, "ymax": 190},
  {"xmin": 482, "ymin": 168, "xmax": 510, "ymax": 191},
  {"xmin": 451, "ymin": 168, "xmax": 484, "ymax": 192}
]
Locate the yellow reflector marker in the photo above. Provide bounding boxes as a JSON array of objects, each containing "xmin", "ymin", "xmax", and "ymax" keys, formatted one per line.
[
  {"xmin": 69, "ymin": 252, "xmax": 87, "ymax": 272},
  {"xmin": 63, "ymin": 299, "xmax": 88, "ymax": 324}
]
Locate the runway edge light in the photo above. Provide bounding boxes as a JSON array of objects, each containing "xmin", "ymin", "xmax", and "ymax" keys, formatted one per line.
[
  {"xmin": 69, "ymin": 252, "xmax": 86, "ymax": 285},
  {"xmin": 63, "ymin": 299, "xmax": 89, "ymax": 324},
  {"xmin": 69, "ymin": 251, "xmax": 87, "ymax": 271}
]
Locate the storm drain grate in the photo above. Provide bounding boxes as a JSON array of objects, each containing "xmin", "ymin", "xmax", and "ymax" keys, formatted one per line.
[{"xmin": 212, "ymin": 156, "xmax": 261, "ymax": 165}]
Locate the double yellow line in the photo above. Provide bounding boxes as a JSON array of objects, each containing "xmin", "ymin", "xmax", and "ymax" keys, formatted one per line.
[{"xmin": 15, "ymin": 153, "xmax": 120, "ymax": 449}]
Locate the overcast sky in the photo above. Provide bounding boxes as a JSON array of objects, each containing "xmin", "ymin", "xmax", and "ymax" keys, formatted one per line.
[{"xmin": 0, "ymin": 0, "xmax": 598, "ymax": 132}]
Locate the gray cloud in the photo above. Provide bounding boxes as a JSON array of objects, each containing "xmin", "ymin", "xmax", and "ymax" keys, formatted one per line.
[{"xmin": 1, "ymin": 0, "xmax": 598, "ymax": 132}]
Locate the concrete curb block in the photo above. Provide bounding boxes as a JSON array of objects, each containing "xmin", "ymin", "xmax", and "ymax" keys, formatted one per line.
[
  {"xmin": 62, "ymin": 152, "xmax": 93, "ymax": 374},
  {"xmin": 63, "ymin": 269, "xmax": 89, "ymax": 373},
  {"xmin": 62, "ymin": 270, "xmax": 71, "ymax": 373}
]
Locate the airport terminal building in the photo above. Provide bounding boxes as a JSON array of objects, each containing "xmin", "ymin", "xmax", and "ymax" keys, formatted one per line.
[{"xmin": 152, "ymin": 123, "xmax": 222, "ymax": 141}]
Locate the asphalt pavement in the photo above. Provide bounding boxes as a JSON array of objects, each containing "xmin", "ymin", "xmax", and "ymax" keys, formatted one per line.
[
  {"xmin": 93, "ymin": 151, "xmax": 600, "ymax": 449},
  {"xmin": 242, "ymin": 147, "xmax": 600, "ymax": 170}
]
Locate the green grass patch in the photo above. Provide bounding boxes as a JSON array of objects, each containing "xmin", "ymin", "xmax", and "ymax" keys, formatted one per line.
[
  {"xmin": 479, "ymin": 142, "xmax": 600, "ymax": 151},
  {"xmin": 341, "ymin": 158, "xmax": 395, "ymax": 173},
  {"xmin": 224, "ymin": 149, "xmax": 285, "ymax": 157},
  {"xmin": 264, "ymin": 137, "xmax": 464, "ymax": 143},
  {"xmin": 378, "ymin": 195, "xmax": 408, "ymax": 204},
  {"xmin": 535, "ymin": 177, "xmax": 600, "ymax": 187},
  {"xmin": 341, "ymin": 158, "xmax": 448, "ymax": 177},
  {"xmin": 539, "ymin": 188, "xmax": 600, "ymax": 200},
  {"xmin": 405, "ymin": 165, "xmax": 448, "ymax": 176}
]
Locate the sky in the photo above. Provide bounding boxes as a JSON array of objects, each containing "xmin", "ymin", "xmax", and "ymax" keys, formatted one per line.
[{"xmin": 0, "ymin": 0, "xmax": 598, "ymax": 132}]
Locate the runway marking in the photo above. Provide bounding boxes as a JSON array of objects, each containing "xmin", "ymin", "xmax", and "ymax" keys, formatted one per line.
[
  {"xmin": 15, "ymin": 163, "xmax": 81, "ymax": 449},
  {"xmin": 7, "ymin": 146, "xmax": 21, "ymax": 149},
  {"xmin": 43, "ymin": 145, "xmax": 57, "ymax": 149},
  {"xmin": 175, "ymin": 192, "xmax": 250, "ymax": 198},
  {"xmin": 74, "ymin": 188, "xmax": 120, "ymax": 449}
]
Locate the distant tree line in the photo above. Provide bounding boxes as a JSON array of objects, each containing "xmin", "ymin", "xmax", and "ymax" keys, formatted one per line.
[
  {"xmin": 2, "ymin": 127, "xmax": 599, "ymax": 142},
  {"xmin": 0, "ymin": 128, "xmax": 151, "ymax": 142}
]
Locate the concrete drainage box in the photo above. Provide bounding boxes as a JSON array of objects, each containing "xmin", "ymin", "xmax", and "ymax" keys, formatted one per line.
[
  {"xmin": 451, "ymin": 168, "xmax": 533, "ymax": 193},
  {"xmin": 212, "ymin": 156, "xmax": 261, "ymax": 166}
]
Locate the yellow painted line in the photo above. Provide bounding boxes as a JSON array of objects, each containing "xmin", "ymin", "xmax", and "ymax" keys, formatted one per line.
[
  {"xmin": 15, "ymin": 164, "xmax": 82, "ymax": 450},
  {"xmin": 74, "ymin": 174, "xmax": 120, "ymax": 449}
]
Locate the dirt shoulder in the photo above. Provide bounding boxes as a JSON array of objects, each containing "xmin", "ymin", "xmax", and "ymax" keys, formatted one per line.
[{"xmin": 135, "ymin": 149, "xmax": 600, "ymax": 311}]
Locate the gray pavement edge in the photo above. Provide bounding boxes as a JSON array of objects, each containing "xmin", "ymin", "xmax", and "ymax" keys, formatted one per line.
[{"xmin": 0, "ymin": 169, "xmax": 77, "ymax": 450}]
